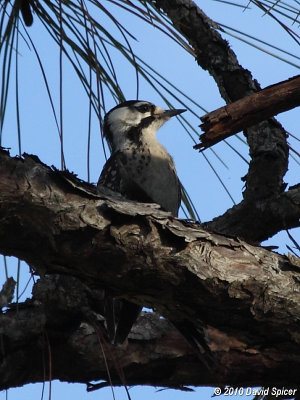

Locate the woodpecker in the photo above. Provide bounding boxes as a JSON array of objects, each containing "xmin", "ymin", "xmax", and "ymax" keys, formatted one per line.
[
  {"xmin": 97, "ymin": 101, "xmax": 212, "ymax": 362},
  {"xmin": 98, "ymin": 100, "xmax": 183, "ymax": 216},
  {"xmin": 97, "ymin": 100, "xmax": 183, "ymax": 344}
]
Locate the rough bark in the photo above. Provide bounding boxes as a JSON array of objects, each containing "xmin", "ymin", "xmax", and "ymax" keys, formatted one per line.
[
  {"xmin": 196, "ymin": 75, "xmax": 300, "ymax": 149},
  {"xmin": 0, "ymin": 149, "xmax": 300, "ymax": 389},
  {"xmin": 1, "ymin": 275, "xmax": 300, "ymax": 391},
  {"xmin": 0, "ymin": 0, "xmax": 299, "ymax": 393},
  {"xmin": 155, "ymin": 0, "xmax": 289, "ymax": 220},
  {"xmin": 205, "ymin": 185, "xmax": 300, "ymax": 242}
]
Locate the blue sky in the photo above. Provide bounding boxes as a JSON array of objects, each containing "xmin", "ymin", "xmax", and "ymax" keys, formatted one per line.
[{"xmin": 1, "ymin": 0, "xmax": 299, "ymax": 399}]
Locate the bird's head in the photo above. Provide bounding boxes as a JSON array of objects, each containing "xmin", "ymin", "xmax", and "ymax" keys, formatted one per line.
[{"xmin": 103, "ymin": 100, "xmax": 186, "ymax": 152}]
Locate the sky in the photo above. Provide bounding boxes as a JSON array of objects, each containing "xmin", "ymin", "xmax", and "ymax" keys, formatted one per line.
[{"xmin": 0, "ymin": 0, "xmax": 299, "ymax": 399}]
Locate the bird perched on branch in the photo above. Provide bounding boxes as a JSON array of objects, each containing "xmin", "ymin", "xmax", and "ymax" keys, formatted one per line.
[
  {"xmin": 97, "ymin": 100, "xmax": 212, "ymax": 361},
  {"xmin": 98, "ymin": 100, "xmax": 182, "ymax": 217}
]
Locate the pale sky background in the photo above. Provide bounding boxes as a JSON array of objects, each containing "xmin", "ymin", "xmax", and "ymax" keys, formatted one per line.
[{"xmin": 0, "ymin": 0, "xmax": 299, "ymax": 399}]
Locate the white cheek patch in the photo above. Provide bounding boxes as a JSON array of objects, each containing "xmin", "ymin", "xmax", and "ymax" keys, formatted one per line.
[
  {"xmin": 108, "ymin": 107, "xmax": 152, "ymax": 150},
  {"xmin": 108, "ymin": 107, "xmax": 152, "ymax": 128},
  {"xmin": 108, "ymin": 107, "xmax": 134, "ymax": 127}
]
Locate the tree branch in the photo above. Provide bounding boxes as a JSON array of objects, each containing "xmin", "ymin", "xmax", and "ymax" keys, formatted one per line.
[
  {"xmin": 1, "ymin": 275, "xmax": 300, "ymax": 391},
  {"xmin": 1, "ymin": 149, "xmax": 300, "ymax": 388},
  {"xmin": 195, "ymin": 75, "xmax": 300, "ymax": 150},
  {"xmin": 155, "ymin": 0, "xmax": 289, "ymax": 205},
  {"xmin": 204, "ymin": 184, "xmax": 300, "ymax": 242}
]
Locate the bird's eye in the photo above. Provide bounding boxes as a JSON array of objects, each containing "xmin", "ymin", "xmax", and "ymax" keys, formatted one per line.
[{"xmin": 136, "ymin": 104, "xmax": 151, "ymax": 113}]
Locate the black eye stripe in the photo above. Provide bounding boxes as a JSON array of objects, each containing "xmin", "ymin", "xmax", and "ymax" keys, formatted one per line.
[{"xmin": 135, "ymin": 104, "xmax": 153, "ymax": 113}]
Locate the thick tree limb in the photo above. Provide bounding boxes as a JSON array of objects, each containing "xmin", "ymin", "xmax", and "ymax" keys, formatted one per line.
[
  {"xmin": 1, "ymin": 275, "xmax": 300, "ymax": 391},
  {"xmin": 204, "ymin": 185, "xmax": 300, "ymax": 242},
  {"xmin": 195, "ymin": 75, "xmax": 300, "ymax": 150},
  {"xmin": 1, "ymin": 149, "xmax": 300, "ymax": 389},
  {"xmin": 0, "ymin": 0, "xmax": 298, "ymax": 393}
]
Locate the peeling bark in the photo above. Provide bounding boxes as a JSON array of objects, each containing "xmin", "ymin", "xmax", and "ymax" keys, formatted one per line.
[
  {"xmin": 0, "ymin": 0, "xmax": 299, "ymax": 393},
  {"xmin": 1, "ymin": 275, "xmax": 300, "ymax": 391},
  {"xmin": 205, "ymin": 185, "xmax": 300, "ymax": 242},
  {"xmin": 0, "ymin": 149, "xmax": 300, "ymax": 389},
  {"xmin": 196, "ymin": 75, "xmax": 300, "ymax": 149}
]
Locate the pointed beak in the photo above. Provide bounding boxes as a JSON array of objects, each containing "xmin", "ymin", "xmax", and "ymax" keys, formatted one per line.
[{"xmin": 162, "ymin": 108, "xmax": 186, "ymax": 118}]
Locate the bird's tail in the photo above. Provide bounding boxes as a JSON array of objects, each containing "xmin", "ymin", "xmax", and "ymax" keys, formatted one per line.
[
  {"xmin": 114, "ymin": 300, "xmax": 142, "ymax": 344},
  {"xmin": 104, "ymin": 296, "xmax": 142, "ymax": 345},
  {"xmin": 172, "ymin": 319, "xmax": 215, "ymax": 368},
  {"xmin": 104, "ymin": 296, "xmax": 214, "ymax": 367}
]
